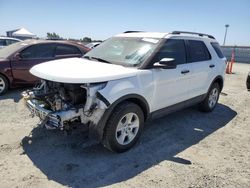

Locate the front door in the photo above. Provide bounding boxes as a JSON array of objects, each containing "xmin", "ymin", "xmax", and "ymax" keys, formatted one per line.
[
  {"xmin": 11, "ymin": 43, "xmax": 56, "ymax": 84},
  {"xmin": 151, "ymin": 39, "xmax": 192, "ymax": 112}
]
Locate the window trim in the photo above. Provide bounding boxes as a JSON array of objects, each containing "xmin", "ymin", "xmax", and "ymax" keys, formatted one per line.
[{"xmin": 186, "ymin": 40, "xmax": 211, "ymax": 63}]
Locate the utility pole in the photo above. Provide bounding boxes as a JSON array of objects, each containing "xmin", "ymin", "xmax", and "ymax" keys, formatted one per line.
[{"xmin": 223, "ymin": 24, "xmax": 229, "ymax": 46}]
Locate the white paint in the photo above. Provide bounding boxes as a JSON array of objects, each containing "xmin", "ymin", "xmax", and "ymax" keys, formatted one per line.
[
  {"xmin": 30, "ymin": 32, "xmax": 226, "ymax": 115},
  {"xmin": 30, "ymin": 57, "xmax": 139, "ymax": 83}
]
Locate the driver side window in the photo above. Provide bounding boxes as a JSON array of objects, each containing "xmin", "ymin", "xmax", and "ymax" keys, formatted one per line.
[
  {"xmin": 152, "ymin": 39, "xmax": 186, "ymax": 65},
  {"xmin": 20, "ymin": 44, "xmax": 56, "ymax": 59}
]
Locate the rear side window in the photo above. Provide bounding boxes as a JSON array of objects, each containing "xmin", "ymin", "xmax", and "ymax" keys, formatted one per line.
[
  {"xmin": 6, "ymin": 39, "xmax": 19, "ymax": 45},
  {"xmin": 153, "ymin": 39, "xmax": 186, "ymax": 65},
  {"xmin": 55, "ymin": 44, "xmax": 82, "ymax": 56},
  {"xmin": 0, "ymin": 39, "xmax": 6, "ymax": 46},
  {"xmin": 211, "ymin": 42, "xmax": 225, "ymax": 58},
  {"xmin": 20, "ymin": 44, "xmax": 56, "ymax": 59},
  {"xmin": 187, "ymin": 40, "xmax": 211, "ymax": 62}
]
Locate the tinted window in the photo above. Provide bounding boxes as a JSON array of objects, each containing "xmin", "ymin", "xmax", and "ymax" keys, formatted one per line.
[
  {"xmin": 153, "ymin": 39, "xmax": 186, "ymax": 64},
  {"xmin": 211, "ymin": 42, "xmax": 225, "ymax": 58},
  {"xmin": 55, "ymin": 44, "xmax": 81, "ymax": 56},
  {"xmin": 0, "ymin": 39, "xmax": 6, "ymax": 46},
  {"xmin": 21, "ymin": 44, "xmax": 56, "ymax": 59},
  {"xmin": 6, "ymin": 39, "xmax": 19, "ymax": 45},
  {"xmin": 188, "ymin": 40, "xmax": 211, "ymax": 62}
]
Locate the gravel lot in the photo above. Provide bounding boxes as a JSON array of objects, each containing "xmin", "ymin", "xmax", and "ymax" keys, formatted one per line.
[{"xmin": 0, "ymin": 63, "xmax": 249, "ymax": 188}]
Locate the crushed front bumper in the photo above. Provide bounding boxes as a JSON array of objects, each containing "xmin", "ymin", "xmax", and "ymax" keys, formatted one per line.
[
  {"xmin": 25, "ymin": 99, "xmax": 61, "ymax": 128},
  {"xmin": 26, "ymin": 99, "xmax": 51, "ymax": 120}
]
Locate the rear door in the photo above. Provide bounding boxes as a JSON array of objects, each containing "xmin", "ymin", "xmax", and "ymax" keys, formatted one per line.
[
  {"xmin": 151, "ymin": 39, "xmax": 192, "ymax": 111},
  {"xmin": 186, "ymin": 40, "xmax": 212, "ymax": 98},
  {"xmin": 11, "ymin": 43, "xmax": 56, "ymax": 83}
]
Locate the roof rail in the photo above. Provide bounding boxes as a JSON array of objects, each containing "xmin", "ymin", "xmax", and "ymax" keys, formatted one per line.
[
  {"xmin": 171, "ymin": 31, "xmax": 215, "ymax": 39},
  {"xmin": 123, "ymin": 31, "xmax": 143, "ymax": 33}
]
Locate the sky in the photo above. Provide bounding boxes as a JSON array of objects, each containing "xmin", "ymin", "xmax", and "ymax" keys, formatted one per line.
[{"xmin": 0, "ymin": 0, "xmax": 249, "ymax": 45}]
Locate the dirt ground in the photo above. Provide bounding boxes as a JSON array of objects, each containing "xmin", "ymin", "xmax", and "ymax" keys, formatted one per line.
[{"xmin": 0, "ymin": 63, "xmax": 249, "ymax": 188}]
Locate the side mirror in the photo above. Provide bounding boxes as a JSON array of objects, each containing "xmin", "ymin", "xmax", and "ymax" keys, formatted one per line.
[
  {"xmin": 153, "ymin": 58, "xmax": 176, "ymax": 69},
  {"xmin": 13, "ymin": 53, "xmax": 22, "ymax": 60}
]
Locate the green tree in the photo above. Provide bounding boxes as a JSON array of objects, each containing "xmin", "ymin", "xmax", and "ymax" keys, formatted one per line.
[
  {"xmin": 47, "ymin": 32, "xmax": 62, "ymax": 40},
  {"xmin": 82, "ymin": 37, "xmax": 92, "ymax": 42}
]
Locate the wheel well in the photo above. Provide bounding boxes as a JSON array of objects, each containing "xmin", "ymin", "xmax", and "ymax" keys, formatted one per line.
[
  {"xmin": 123, "ymin": 98, "xmax": 149, "ymax": 120},
  {"xmin": 93, "ymin": 96, "xmax": 150, "ymax": 142},
  {"xmin": 213, "ymin": 77, "xmax": 223, "ymax": 91}
]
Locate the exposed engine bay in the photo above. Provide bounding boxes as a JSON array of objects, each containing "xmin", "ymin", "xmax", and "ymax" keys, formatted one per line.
[{"xmin": 22, "ymin": 80, "xmax": 108, "ymax": 130}]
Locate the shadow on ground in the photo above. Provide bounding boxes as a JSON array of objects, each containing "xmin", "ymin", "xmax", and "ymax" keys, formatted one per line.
[
  {"xmin": 0, "ymin": 88, "xmax": 30, "ymax": 103},
  {"xmin": 21, "ymin": 103, "xmax": 236, "ymax": 188}
]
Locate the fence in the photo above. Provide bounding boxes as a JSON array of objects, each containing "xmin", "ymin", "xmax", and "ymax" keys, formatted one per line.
[{"xmin": 221, "ymin": 46, "xmax": 250, "ymax": 63}]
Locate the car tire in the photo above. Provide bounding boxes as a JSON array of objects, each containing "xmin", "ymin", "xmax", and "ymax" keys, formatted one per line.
[
  {"xmin": 103, "ymin": 102, "xmax": 144, "ymax": 153},
  {"xmin": 0, "ymin": 75, "xmax": 8, "ymax": 95},
  {"xmin": 200, "ymin": 82, "xmax": 220, "ymax": 112},
  {"xmin": 246, "ymin": 72, "xmax": 250, "ymax": 91}
]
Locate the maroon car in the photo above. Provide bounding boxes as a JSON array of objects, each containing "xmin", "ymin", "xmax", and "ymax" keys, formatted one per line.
[{"xmin": 0, "ymin": 40, "xmax": 90, "ymax": 95}]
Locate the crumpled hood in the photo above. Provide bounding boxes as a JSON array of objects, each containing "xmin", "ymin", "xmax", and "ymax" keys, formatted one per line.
[{"xmin": 30, "ymin": 57, "xmax": 138, "ymax": 83}]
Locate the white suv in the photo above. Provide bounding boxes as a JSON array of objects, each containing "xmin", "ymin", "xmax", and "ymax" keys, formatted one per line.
[{"xmin": 22, "ymin": 31, "xmax": 226, "ymax": 152}]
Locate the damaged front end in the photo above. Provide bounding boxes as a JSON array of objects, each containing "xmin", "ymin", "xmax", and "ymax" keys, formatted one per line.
[{"xmin": 22, "ymin": 80, "xmax": 109, "ymax": 133}]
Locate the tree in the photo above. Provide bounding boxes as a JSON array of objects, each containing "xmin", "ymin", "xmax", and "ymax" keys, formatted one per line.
[
  {"xmin": 47, "ymin": 32, "xmax": 62, "ymax": 40},
  {"xmin": 82, "ymin": 37, "xmax": 92, "ymax": 42}
]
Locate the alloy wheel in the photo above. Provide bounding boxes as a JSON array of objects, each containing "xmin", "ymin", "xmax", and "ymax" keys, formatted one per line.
[
  {"xmin": 115, "ymin": 112, "xmax": 140, "ymax": 145},
  {"xmin": 208, "ymin": 88, "xmax": 219, "ymax": 109}
]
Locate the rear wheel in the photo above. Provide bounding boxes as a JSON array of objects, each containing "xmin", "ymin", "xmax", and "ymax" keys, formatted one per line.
[
  {"xmin": 200, "ymin": 82, "xmax": 220, "ymax": 112},
  {"xmin": 103, "ymin": 102, "xmax": 144, "ymax": 153},
  {"xmin": 0, "ymin": 75, "xmax": 8, "ymax": 95}
]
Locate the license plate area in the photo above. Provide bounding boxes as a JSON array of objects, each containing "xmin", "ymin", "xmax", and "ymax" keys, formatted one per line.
[{"xmin": 26, "ymin": 99, "xmax": 51, "ymax": 120}]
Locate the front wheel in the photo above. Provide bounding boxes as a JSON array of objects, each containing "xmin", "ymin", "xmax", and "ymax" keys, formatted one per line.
[
  {"xmin": 103, "ymin": 102, "xmax": 144, "ymax": 153},
  {"xmin": 200, "ymin": 82, "xmax": 220, "ymax": 112}
]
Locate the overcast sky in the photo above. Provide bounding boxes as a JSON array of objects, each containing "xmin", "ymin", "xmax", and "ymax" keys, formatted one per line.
[{"xmin": 0, "ymin": 0, "xmax": 249, "ymax": 45}]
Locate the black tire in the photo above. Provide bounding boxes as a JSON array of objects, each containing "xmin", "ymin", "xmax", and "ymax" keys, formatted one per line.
[
  {"xmin": 246, "ymin": 72, "xmax": 250, "ymax": 91},
  {"xmin": 0, "ymin": 75, "xmax": 9, "ymax": 95},
  {"xmin": 200, "ymin": 82, "xmax": 220, "ymax": 112},
  {"xmin": 103, "ymin": 102, "xmax": 144, "ymax": 153}
]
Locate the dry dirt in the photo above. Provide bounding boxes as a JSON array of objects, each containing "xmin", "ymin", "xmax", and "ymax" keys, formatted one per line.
[{"xmin": 0, "ymin": 63, "xmax": 249, "ymax": 188}]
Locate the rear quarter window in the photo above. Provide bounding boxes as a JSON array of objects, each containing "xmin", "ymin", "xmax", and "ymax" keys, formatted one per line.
[
  {"xmin": 187, "ymin": 40, "xmax": 211, "ymax": 62},
  {"xmin": 55, "ymin": 44, "xmax": 82, "ymax": 56},
  {"xmin": 211, "ymin": 42, "xmax": 225, "ymax": 58}
]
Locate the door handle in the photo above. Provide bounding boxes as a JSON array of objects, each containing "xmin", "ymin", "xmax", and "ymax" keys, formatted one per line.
[
  {"xmin": 209, "ymin": 64, "xmax": 215, "ymax": 68},
  {"xmin": 181, "ymin": 70, "xmax": 190, "ymax": 74}
]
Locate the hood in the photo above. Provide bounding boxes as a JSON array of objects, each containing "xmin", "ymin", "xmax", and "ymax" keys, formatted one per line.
[{"xmin": 30, "ymin": 57, "xmax": 138, "ymax": 83}]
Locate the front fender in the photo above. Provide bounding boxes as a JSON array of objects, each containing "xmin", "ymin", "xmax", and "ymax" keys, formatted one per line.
[
  {"xmin": 89, "ymin": 76, "xmax": 151, "ymax": 141},
  {"xmin": 98, "ymin": 76, "xmax": 143, "ymax": 105}
]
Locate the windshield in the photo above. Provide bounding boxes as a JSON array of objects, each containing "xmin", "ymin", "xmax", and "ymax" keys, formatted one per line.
[
  {"xmin": 0, "ymin": 41, "xmax": 28, "ymax": 59},
  {"xmin": 84, "ymin": 37, "xmax": 160, "ymax": 66}
]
